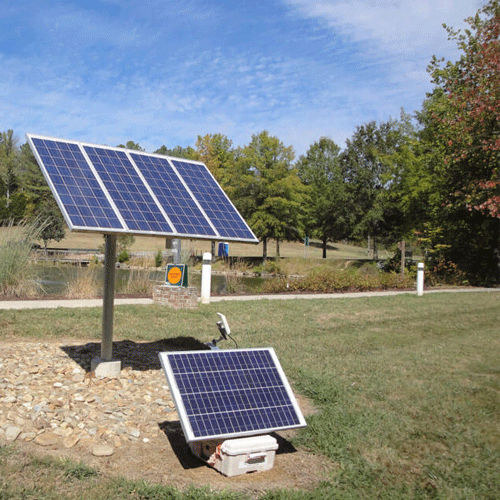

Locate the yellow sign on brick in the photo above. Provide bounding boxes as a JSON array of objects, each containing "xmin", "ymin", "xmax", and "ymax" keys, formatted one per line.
[
  {"xmin": 167, "ymin": 266, "xmax": 182, "ymax": 285},
  {"xmin": 165, "ymin": 264, "xmax": 188, "ymax": 287}
]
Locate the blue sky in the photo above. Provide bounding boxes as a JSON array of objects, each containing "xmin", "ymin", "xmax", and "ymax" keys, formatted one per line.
[{"xmin": 0, "ymin": 0, "xmax": 483, "ymax": 157}]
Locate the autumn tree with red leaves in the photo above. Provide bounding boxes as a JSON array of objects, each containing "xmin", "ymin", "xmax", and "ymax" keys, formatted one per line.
[
  {"xmin": 433, "ymin": 0, "xmax": 500, "ymax": 216},
  {"xmin": 420, "ymin": 0, "xmax": 500, "ymax": 282}
]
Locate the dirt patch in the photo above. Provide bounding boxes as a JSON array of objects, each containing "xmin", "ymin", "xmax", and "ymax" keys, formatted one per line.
[{"xmin": 12, "ymin": 394, "xmax": 331, "ymax": 498}]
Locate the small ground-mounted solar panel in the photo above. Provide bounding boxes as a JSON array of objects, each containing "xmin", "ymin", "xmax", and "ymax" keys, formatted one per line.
[
  {"xmin": 159, "ymin": 348, "xmax": 307, "ymax": 442},
  {"xmin": 26, "ymin": 134, "xmax": 259, "ymax": 243}
]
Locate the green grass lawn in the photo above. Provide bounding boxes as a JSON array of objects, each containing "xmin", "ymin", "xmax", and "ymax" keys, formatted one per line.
[
  {"xmin": 35, "ymin": 228, "xmax": 376, "ymax": 260},
  {"xmin": 1, "ymin": 291, "xmax": 499, "ymax": 499}
]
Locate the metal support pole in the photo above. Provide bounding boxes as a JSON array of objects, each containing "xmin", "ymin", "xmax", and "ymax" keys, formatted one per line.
[{"xmin": 102, "ymin": 233, "xmax": 117, "ymax": 361}]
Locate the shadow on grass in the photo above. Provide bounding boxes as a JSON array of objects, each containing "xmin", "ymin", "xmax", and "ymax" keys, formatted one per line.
[
  {"xmin": 158, "ymin": 420, "xmax": 298, "ymax": 471},
  {"xmin": 308, "ymin": 241, "xmax": 338, "ymax": 251},
  {"xmin": 60, "ymin": 336, "xmax": 209, "ymax": 372}
]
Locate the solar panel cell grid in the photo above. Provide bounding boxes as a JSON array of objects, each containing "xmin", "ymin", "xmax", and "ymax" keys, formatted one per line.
[
  {"xmin": 84, "ymin": 147, "xmax": 174, "ymax": 234},
  {"xmin": 31, "ymin": 138, "xmax": 123, "ymax": 230},
  {"xmin": 27, "ymin": 134, "xmax": 258, "ymax": 241},
  {"xmin": 159, "ymin": 348, "xmax": 306, "ymax": 442},
  {"xmin": 130, "ymin": 153, "xmax": 217, "ymax": 237},
  {"xmin": 171, "ymin": 160, "xmax": 256, "ymax": 240}
]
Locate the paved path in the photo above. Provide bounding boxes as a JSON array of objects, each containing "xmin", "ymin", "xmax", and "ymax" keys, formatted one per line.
[{"xmin": 0, "ymin": 288, "xmax": 497, "ymax": 309}]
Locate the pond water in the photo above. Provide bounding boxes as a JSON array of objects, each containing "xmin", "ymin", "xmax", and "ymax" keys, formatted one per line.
[{"xmin": 34, "ymin": 265, "xmax": 265, "ymax": 296}]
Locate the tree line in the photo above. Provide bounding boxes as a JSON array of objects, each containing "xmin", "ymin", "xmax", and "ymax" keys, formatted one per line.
[{"xmin": 1, "ymin": 1, "xmax": 498, "ymax": 283}]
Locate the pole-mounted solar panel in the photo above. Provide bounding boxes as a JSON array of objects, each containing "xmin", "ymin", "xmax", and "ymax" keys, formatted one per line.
[
  {"xmin": 26, "ymin": 134, "xmax": 258, "ymax": 243},
  {"xmin": 27, "ymin": 134, "xmax": 259, "ymax": 366}
]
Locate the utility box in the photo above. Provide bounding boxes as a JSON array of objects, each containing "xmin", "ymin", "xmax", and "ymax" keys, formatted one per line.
[{"xmin": 189, "ymin": 435, "xmax": 278, "ymax": 477}]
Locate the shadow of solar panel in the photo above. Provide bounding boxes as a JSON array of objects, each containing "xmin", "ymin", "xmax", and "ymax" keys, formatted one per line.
[
  {"xmin": 159, "ymin": 348, "xmax": 307, "ymax": 442},
  {"xmin": 30, "ymin": 138, "xmax": 124, "ymax": 230}
]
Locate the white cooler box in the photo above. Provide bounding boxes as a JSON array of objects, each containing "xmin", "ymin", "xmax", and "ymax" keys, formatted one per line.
[{"xmin": 189, "ymin": 435, "xmax": 278, "ymax": 477}]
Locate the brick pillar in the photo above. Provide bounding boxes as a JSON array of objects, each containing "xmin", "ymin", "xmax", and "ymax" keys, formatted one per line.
[{"xmin": 152, "ymin": 285, "xmax": 198, "ymax": 309}]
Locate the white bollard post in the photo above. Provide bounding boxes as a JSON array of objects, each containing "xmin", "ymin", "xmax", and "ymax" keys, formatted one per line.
[
  {"xmin": 201, "ymin": 252, "xmax": 212, "ymax": 304},
  {"xmin": 417, "ymin": 262, "xmax": 424, "ymax": 296}
]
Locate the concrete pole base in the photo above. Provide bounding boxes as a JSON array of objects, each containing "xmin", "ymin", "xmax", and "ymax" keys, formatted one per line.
[{"xmin": 91, "ymin": 357, "xmax": 121, "ymax": 378}]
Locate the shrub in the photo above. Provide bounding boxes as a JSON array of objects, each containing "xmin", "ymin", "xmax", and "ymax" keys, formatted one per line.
[
  {"xmin": 262, "ymin": 265, "xmax": 415, "ymax": 294},
  {"xmin": 65, "ymin": 267, "xmax": 100, "ymax": 299},
  {"xmin": 117, "ymin": 249, "xmax": 130, "ymax": 263},
  {"xmin": 128, "ymin": 254, "xmax": 155, "ymax": 267},
  {"xmin": 262, "ymin": 259, "xmax": 280, "ymax": 275},
  {"xmin": 154, "ymin": 249, "xmax": 163, "ymax": 267},
  {"xmin": 120, "ymin": 269, "xmax": 155, "ymax": 295},
  {"xmin": 425, "ymin": 259, "xmax": 469, "ymax": 286}
]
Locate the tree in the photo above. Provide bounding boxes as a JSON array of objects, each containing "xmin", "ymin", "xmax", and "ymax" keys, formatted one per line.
[
  {"xmin": 154, "ymin": 144, "xmax": 199, "ymax": 160},
  {"xmin": 425, "ymin": 1, "xmax": 500, "ymax": 214},
  {"xmin": 38, "ymin": 199, "xmax": 65, "ymax": 250},
  {"xmin": 234, "ymin": 131, "xmax": 306, "ymax": 259},
  {"xmin": 296, "ymin": 137, "xmax": 353, "ymax": 258},
  {"xmin": 195, "ymin": 133, "xmax": 235, "ymax": 187},
  {"xmin": 117, "ymin": 141, "xmax": 144, "ymax": 151},
  {"xmin": 16, "ymin": 142, "xmax": 52, "ymax": 218},
  {"xmin": 17, "ymin": 142, "xmax": 50, "ymax": 196},
  {"xmin": 0, "ymin": 130, "xmax": 20, "ymax": 204},
  {"xmin": 421, "ymin": 0, "xmax": 500, "ymax": 282},
  {"xmin": 374, "ymin": 112, "xmax": 437, "ymax": 248},
  {"xmin": 340, "ymin": 120, "xmax": 406, "ymax": 258}
]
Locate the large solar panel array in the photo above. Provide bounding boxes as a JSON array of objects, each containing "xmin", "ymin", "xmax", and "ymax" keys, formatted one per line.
[
  {"xmin": 159, "ymin": 348, "xmax": 307, "ymax": 442},
  {"xmin": 27, "ymin": 134, "xmax": 258, "ymax": 242}
]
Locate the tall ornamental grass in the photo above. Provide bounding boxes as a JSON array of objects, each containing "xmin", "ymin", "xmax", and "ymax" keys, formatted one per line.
[
  {"xmin": 65, "ymin": 266, "xmax": 100, "ymax": 299},
  {"xmin": 121, "ymin": 268, "xmax": 156, "ymax": 295},
  {"xmin": 0, "ymin": 220, "xmax": 44, "ymax": 297}
]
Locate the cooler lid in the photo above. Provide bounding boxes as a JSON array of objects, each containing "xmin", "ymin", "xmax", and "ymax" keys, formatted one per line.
[{"xmin": 221, "ymin": 435, "xmax": 278, "ymax": 455}]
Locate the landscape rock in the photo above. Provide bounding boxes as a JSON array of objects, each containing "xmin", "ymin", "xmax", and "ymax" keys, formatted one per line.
[
  {"xmin": 34, "ymin": 432, "xmax": 60, "ymax": 446},
  {"xmin": 63, "ymin": 435, "xmax": 80, "ymax": 448},
  {"xmin": 0, "ymin": 340, "xmax": 177, "ymax": 458},
  {"xmin": 5, "ymin": 426, "xmax": 21, "ymax": 441},
  {"xmin": 91, "ymin": 444, "xmax": 114, "ymax": 456}
]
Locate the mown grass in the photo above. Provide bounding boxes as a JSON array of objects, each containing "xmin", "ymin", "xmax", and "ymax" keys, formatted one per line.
[
  {"xmin": 28, "ymin": 228, "xmax": 375, "ymax": 261},
  {"xmin": 0, "ymin": 446, "xmax": 240, "ymax": 500},
  {"xmin": 1, "ymin": 291, "xmax": 499, "ymax": 499}
]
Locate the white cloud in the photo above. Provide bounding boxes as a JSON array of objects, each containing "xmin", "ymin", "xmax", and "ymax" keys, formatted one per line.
[
  {"xmin": 283, "ymin": 0, "xmax": 482, "ymax": 56},
  {"xmin": 0, "ymin": 0, "xmax": 487, "ymax": 158}
]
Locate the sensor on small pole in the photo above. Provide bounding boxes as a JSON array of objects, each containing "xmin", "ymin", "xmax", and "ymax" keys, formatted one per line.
[{"xmin": 205, "ymin": 313, "xmax": 238, "ymax": 349}]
